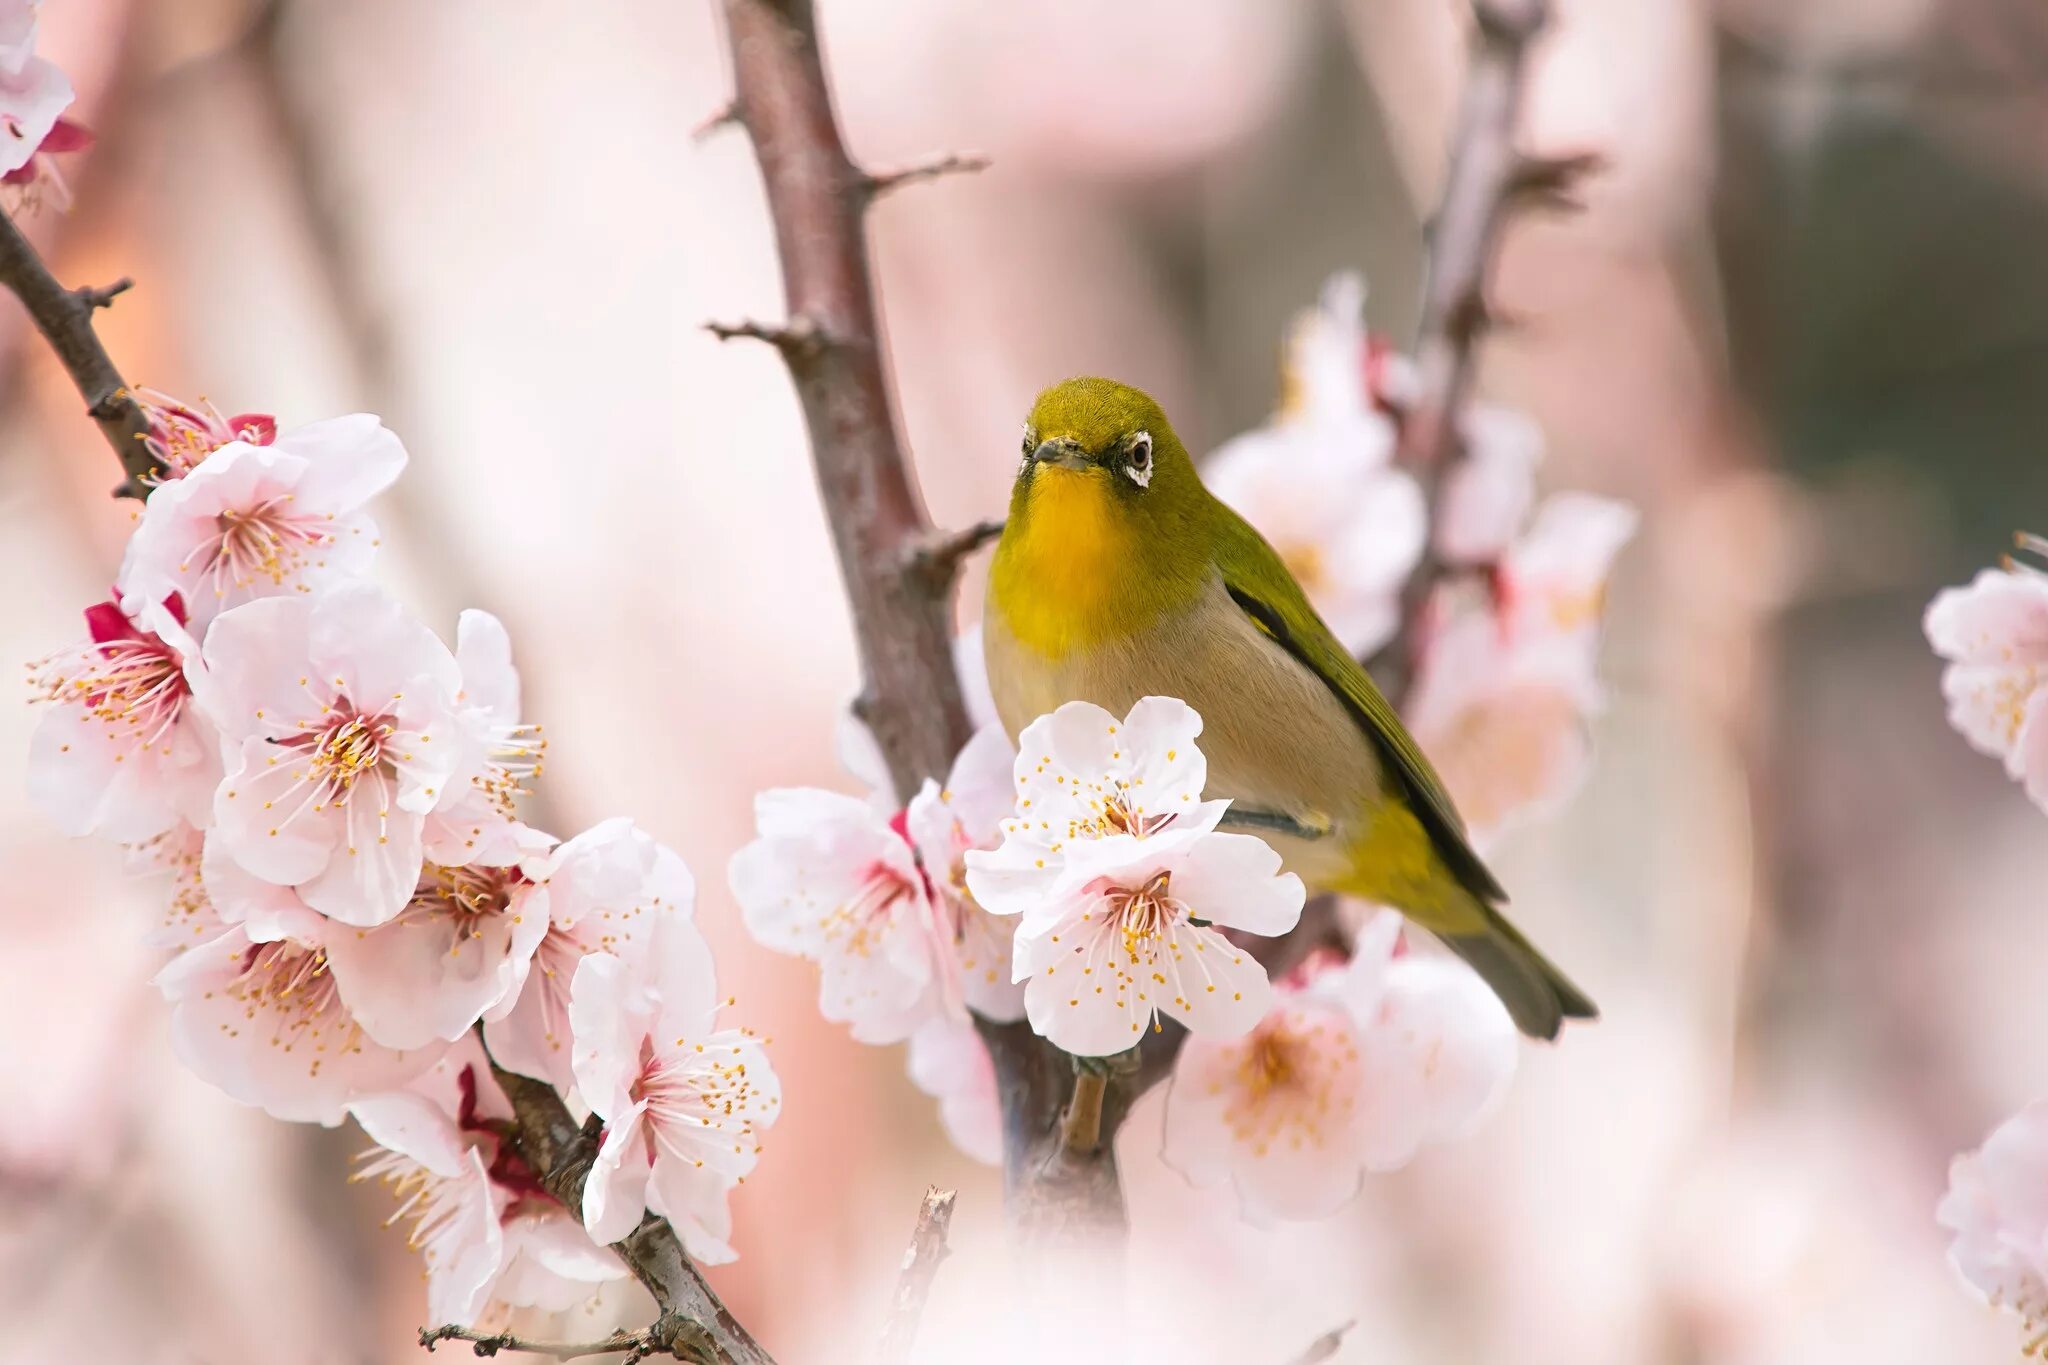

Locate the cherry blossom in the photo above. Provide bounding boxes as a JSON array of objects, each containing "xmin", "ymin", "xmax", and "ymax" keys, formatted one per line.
[
  {"xmin": 203, "ymin": 584, "xmax": 480, "ymax": 927},
  {"xmin": 965, "ymin": 698, "xmax": 1304, "ymax": 1056},
  {"xmin": 906, "ymin": 1015, "xmax": 1003, "ymax": 1165},
  {"xmin": 27, "ymin": 591, "xmax": 219, "ymax": 843},
  {"xmin": 130, "ymin": 822, "xmax": 219, "ymax": 949},
  {"xmin": 1406, "ymin": 494, "xmax": 1636, "ymax": 841},
  {"xmin": 1435, "ymin": 404, "xmax": 1543, "ymax": 566},
  {"xmin": 155, "ymin": 904, "xmax": 437, "ymax": 1124},
  {"xmin": 322, "ymin": 820, "xmax": 556, "ymax": 1052},
  {"xmin": 118, "ymin": 413, "xmax": 406, "ymax": 628},
  {"xmin": 350, "ymin": 1042, "xmax": 623, "ymax": 1326},
  {"xmin": 730, "ymin": 787, "xmax": 948, "ymax": 1044},
  {"xmin": 1204, "ymin": 275, "xmax": 1423, "ymax": 658},
  {"xmin": 1, "ymin": 113, "xmax": 87, "ymax": 210},
  {"xmin": 485, "ymin": 818, "xmax": 693, "ymax": 1094},
  {"xmin": 1938, "ymin": 1099, "xmax": 2048, "ymax": 1344},
  {"xmin": 0, "ymin": 2, "xmax": 71, "ymax": 182},
  {"xmin": 570, "ymin": 915, "xmax": 780, "ymax": 1261},
  {"xmin": 130, "ymin": 386, "xmax": 277, "ymax": 482},
  {"xmin": 902, "ymin": 723, "xmax": 1026, "ymax": 1023},
  {"xmin": 1162, "ymin": 913, "xmax": 1516, "ymax": 1224},
  {"xmin": 1925, "ymin": 546, "xmax": 2048, "ymax": 812}
]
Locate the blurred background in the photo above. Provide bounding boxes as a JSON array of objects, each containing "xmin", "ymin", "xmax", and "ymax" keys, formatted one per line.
[{"xmin": 2, "ymin": 0, "xmax": 2045, "ymax": 1359}]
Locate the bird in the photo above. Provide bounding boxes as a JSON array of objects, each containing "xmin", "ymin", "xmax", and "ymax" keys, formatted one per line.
[{"xmin": 980, "ymin": 376, "xmax": 1595, "ymax": 1040}]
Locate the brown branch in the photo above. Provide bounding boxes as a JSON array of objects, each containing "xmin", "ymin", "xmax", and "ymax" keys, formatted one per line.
[
  {"xmin": 420, "ymin": 1326, "xmax": 656, "ymax": 1362},
  {"xmin": 905, "ymin": 518, "xmax": 1003, "ymax": 585},
  {"xmin": 859, "ymin": 152, "xmax": 990, "ymax": 201},
  {"xmin": 1372, "ymin": 0, "xmax": 1591, "ymax": 704},
  {"xmin": 1282, "ymin": 1320, "xmax": 1356, "ymax": 1365},
  {"xmin": 1060, "ymin": 1071, "xmax": 1108, "ymax": 1155},
  {"xmin": 715, "ymin": 0, "xmax": 1128, "ymax": 1249},
  {"xmin": 0, "ymin": 210, "xmax": 159, "ymax": 497},
  {"xmin": 490, "ymin": 1065, "xmax": 771, "ymax": 1365},
  {"xmin": 874, "ymin": 1187, "xmax": 957, "ymax": 1365}
]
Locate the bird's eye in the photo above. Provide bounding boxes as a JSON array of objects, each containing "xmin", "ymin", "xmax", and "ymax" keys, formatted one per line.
[
  {"xmin": 1019, "ymin": 428, "xmax": 1036, "ymax": 475},
  {"xmin": 1123, "ymin": 430, "xmax": 1154, "ymax": 488}
]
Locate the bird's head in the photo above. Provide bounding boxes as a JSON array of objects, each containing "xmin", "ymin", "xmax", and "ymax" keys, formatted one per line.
[{"xmin": 1011, "ymin": 377, "xmax": 1202, "ymax": 531}]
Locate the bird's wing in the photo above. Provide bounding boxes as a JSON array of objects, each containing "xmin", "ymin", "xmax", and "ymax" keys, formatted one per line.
[{"xmin": 1213, "ymin": 504, "xmax": 1508, "ymax": 904}]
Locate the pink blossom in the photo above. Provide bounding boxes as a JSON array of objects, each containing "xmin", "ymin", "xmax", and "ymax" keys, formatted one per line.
[
  {"xmin": 1435, "ymin": 405, "xmax": 1544, "ymax": 565},
  {"xmin": 155, "ymin": 905, "xmax": 438, "ymax": 1124},
  {"xmin": 1406, "ymin": 494, "xmax": 1636, "ymax": 841},
  {"xmin": 0, "ymin": 2, "xmax": 70, "ymax": 182},
  {"xmin": 130, "ymin": 822, "xmax": 220, "ymax": 949},
  {"xmin": 0, "ymin": 113, "xmax": 87, "ymax": 211},
  {"xmin": 27, "ymin": 591, "xmax": 220, "ymax": 843},
  {"xmin": 570, "ymin": 915, "xmax": 780, "ymax": 1261},
  {"xmin": 202, "ymin": 584, "xmax": 480, "ymax": 927},
  {"xmin": 1925, "ymin": 554, "xmax": 2048, "ymax": 812},
  {"xmin": 1204, "ymin": 276, "xmax": 1423, "ymax": 658},
  {"xmin": 322, "ymin": 822, "xmax": 556, "ymax": 1052},
  {"xmin": 966, "ymin": 699, "xmax": 1304, "ymax": 1056},
  {"xmin": 731, "ymin": 787, "xmax": 944, "ymax": 1044},
  {"xmin": 350, "ymin": 1042, "xmax": 623, "ymax": 1326},
  {"xmin": 902, "ymin": 723, "xmax": 1026, "ymax": 1023},
  {"xmin": 906, "ymin": 1016, "xmax": 1002, "ymax": 1166},
  {"xmin": 486, "ymin": 818, "xmax": 694, "ymax": 1093},
  {"xmin": 129, "ymin": 387, "xmax": 277, "ymax": 482},
  {"xmin": 118, "ymin": 413, "xmax": 405, "ymax": 628},
  {"xmin": 1938, "ymin": 1099, "xmax": 2048, "ymax": 1343},
  {"xmin": 1162, "ymin": 913, "xmax": 1515, "ymax": 1224}
]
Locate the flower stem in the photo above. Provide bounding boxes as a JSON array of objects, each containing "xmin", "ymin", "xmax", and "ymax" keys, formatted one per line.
[{"xmin": 1060, "ymin": 1070, "xmax": 1108, "ymax": 1155}]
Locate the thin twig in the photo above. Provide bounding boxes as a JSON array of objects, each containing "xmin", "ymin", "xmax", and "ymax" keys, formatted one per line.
[
  {"xmin": 704, "ymin": 315, "xmax": 825, "ymax": 357},
  {"xmin": 716, "ymin": 0, "xmax": 1127, "ymax": 1247},
  {"xmin": 694, "ymin": 100, "xmax": 740, "ymax": 141},
  {"xmin": 1372, "ymin": 0, "xmax": 1593, "ymax": 704},
  {"xmin": 874, "ymin": 1187, "xmax": 957, "ymax": 1365},
  {"xmin": 419, "ymin": 1325, "xmax": 654, "ymax": 1362},
  {"xmin": 1282, "ymin": 1319, "xmax": 1356, "ymax": 1365},
  {"xmin": 1060, "ymin": 1071, "xmax": 1108, "ymax": 1155},
  {"xmin": 905, "ymin": 518, "xmax": 1003, "ymax": 584},
  {"xmin": 860, "ymin": 152, "xmax": 990, "ymax": 201},
  {"xmin": 0, "ymin": 210, "xmax": 159, "ymax": 496}
]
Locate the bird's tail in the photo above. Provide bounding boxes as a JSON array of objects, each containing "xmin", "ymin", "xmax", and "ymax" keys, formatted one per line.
[{"xmin": 1441, "ymin": 905, "xmax": 1598, "ymax": 1042}]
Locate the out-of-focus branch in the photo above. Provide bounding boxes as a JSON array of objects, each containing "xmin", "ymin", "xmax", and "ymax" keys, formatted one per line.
[
  {"xmin": 874, "ymin": 1187, "xmax": 956, "ymax": 1365},
  {"xmin": 1281, "ymin": 1320, "xmax": 1356, "ymax": 1365},
  {"xmin": 1375, "ymin": 0, "xmax": 1596, "ymax": 703},
  {"xmin": 420, "ymin": 1324, "xmax": 658, "ymax": 1362},
  {"xmin": 712, "ymin": 0, "xmax": 1125, "ymax": 1248},
  {"xmin": 0, "ymin": 210, "xmax": 158, "ymax": 496},
  {"xmin": 487, "ymin": 1065, "xmax": 772, "ymax": 1365}
]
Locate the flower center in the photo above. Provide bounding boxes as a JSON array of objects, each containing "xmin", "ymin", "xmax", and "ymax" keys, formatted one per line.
[
  {"xmin": 291, "ymin": 707, "xmax": 395, "ymax": 801},
  {"xmin": 414, "ymin": 862, "xmax": 524, "ymax": 920},
  {"xmin": 1104, "ymin": 869, "xmax": 1179, "ymax": 963},
  {"xmin": 189, "ymin": 495, "xmax": 333, "ymax": 596},
  {"xmin": 226, "ymin": 938, "xmax": 369, "ymax": 1074},
  {"xmin": 31, "ymin": 634, "xmax": 190, "ymax": 756},
  {"xmin": 1219, "ymin": 1010, "xmax": 1360, "ymax": 1157}
]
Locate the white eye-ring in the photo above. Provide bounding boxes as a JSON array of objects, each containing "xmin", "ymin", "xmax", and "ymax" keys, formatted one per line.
[{"xmin": 1124, "ymin": 430, "xmax": 1154, "ymax": 487}]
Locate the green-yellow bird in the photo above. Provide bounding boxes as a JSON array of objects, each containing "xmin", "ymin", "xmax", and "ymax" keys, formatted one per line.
[{"xmin": 982, "ymin": 376, "xmax": 1596, "ymax": 1040}]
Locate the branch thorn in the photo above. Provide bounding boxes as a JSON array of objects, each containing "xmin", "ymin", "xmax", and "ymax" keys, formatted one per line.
[
  {"xmin": 1506, "ymin": 150, "xmax": 1606, "ymax": 213},
  {"xmin": 704, "ymin": 315, "xmax": 825, "ymax": 359},
  {"xmin": 906, "ymin": 518, "xmax": 1003, "ymax": 583},
  {"xmin": 693, "ymin": 100, "xmax": 739, "ymax": 142},
  {"xmin": 76, "ymin": 277, "xmax": 134, "ymax": 310},
  {"xmin": 860, "ymin": 152, "xmax": 990, "ymax": 202}
]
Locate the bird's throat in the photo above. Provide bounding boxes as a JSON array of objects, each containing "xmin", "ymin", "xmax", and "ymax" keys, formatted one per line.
[{"xmin": 990, "ymin": 467, "xmax": 1149, "ymax": 660}]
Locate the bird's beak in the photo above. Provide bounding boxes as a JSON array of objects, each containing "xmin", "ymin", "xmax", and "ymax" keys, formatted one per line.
[{"xmin": 1030, "ymin": 439, "xmax": 1090, "ymax": 471}]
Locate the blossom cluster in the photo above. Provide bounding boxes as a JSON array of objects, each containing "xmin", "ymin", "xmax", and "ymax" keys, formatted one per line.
[
  {"xmin": 28, "ymin": 393, "xmax": 778, "ymax": 1327},
  {"xmin": 1928, "ymin": 537, "xmax": 2048, "ymax": 1346}
]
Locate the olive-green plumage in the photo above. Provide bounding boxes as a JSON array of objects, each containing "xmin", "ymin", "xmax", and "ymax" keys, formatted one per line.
[{"xmin": 982, "ymin": 376, "xmax": 1595, "ymax": 1039}]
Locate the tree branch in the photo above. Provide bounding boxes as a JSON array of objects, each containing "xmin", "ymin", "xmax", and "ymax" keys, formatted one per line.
[
  {"xmin": 858, "ymin": 152, "xmax": 989, "ymax": 202},
  {"xmin": 1373, "ymin": 0, "xmax": 1589, "ymax": 703},
  {"xmin": 1281, "ymin": 1319, "xmax": 1356, "ymax": 1365},
  {"xmin": 0, "ymin": 210, "xmax": 159, "ymax": 497},
  {"xmin": 874, "ymin": 1186, "xmax": 956, "ymax": 1365},
  {"xmin": 420, "ymin": 1325, "xmax": 658, "ymax": 1362},
  {"xmin": 489, "ymin": 1065, "xmax": 773, "ymax": 1365},
  {"xmin": 715, "ymin": 0, "xmax": 1128, "ymax": 1247}
]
